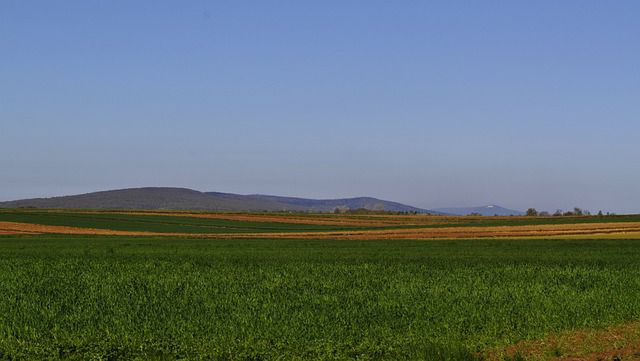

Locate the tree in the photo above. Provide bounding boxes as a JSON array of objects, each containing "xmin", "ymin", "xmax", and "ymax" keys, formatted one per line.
[
  {"xmin": 553, "ymin": 209, "xmax": 563, "ymax": 216},
  {"xmin": 573, "ymin": 207, "xmax": 583, "ymax": 216},
  {"xmin": 597, "ymin": 210, "xmax": 604, "ymax": 217},
  {"xmin": 539, "ymin": 211, "xmax": 550, "ymax": 216},
  {"xmin": 526, "ymin": 208, "xmax": 538, "ymax": 216}
]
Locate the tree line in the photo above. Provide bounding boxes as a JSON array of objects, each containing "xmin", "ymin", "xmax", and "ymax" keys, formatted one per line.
[{"xmin": 525, "ymin": 208, "xmax": 614, "ymax": 217}]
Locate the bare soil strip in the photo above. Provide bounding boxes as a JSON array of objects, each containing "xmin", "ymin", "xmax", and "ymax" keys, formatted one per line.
[
  {"xmin": 19, "ymin": 209, "xmax": 512, "ymax": 226},
  {"xmin": 0, "ymin": 230, "xmax": 37, "ymax": 235},
  {"xmin": 0, "ymin": 222, "xmax": 185, "ymax": 237},
  {"xmin": 485, "ymin": 321, "xmax": 640, "ymax": 360},
  {"xmin": 4, "ymin": 221, "xmax": 640, "ymax": 240},
  {"xmin": 72, "ymin": 210, "xmax": 453, "ymax": 226},
  {"xmin": 11, "ymin": 209, "xmax": 615, "ymax": 228},
  {"xmin": 0, "ymin": 225, "xmax": 40, "ymax": 235},
  {"xmin": 238, "ymin": 222, "xmax": 640, "ymax": 240}
]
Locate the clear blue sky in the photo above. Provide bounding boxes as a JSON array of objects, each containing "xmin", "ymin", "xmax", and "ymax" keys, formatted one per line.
[{"xmin": 2, "ymin": 1, "xmax": 639, "ymax": 213}]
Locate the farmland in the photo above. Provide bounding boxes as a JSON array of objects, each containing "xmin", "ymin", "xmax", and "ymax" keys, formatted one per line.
[{"xmin": 1, "ymin": 210, "xmax": 640, "ymax": 360}]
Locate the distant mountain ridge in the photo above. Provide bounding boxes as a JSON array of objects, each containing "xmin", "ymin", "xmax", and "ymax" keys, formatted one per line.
[
  {"xmin": 432, "ymin": 205, "xmax": 523, "ymax": 216},
  {"xmin": 226, "ymin": 193, "xmax": 430, "ymax": 213},
  {"xmin": 0, "ymin": 187, "xmax": 441, "ymax": 213}
]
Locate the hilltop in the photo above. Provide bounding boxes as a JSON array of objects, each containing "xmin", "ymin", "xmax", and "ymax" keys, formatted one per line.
[
  {"xmin": 0, "ymin": 187, "xmax": 440, "ymax": 213},
  {"xmin": 220, "ymin": 193, "xmax": 431, "ymax": 213}
]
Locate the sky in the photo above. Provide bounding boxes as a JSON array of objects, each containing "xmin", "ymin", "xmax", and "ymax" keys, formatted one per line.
[{"xmin": 1, "ymin": 1, "xmax": 639, "ymax": 213}]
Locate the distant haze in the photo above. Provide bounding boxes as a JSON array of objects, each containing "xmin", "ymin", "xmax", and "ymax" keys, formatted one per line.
[{"xmin": 2, "ymin": 2, "xmax": 639, "ymax": 214}]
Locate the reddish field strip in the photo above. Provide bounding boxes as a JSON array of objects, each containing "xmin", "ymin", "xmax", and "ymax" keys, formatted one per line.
[
  {"xmin": 237, "ymin": 223, "xmax": 640, "ymax": 240},
  {"xmin": 72, "ymin": 210, "xmax": 453, "ymax": 227},
  {"xmin": 485, "ymin": 321, "xmax": 640, "ymax": 360},
  {"xmin": 19, "ymin": 210, "xmax": 615, "ymax": 228},
  {"xmin": 0, "ymin": 230, "xmax": 37, "ymax": 235},
  {"xmin": 3, "ymin": 221, "xmax": 640, "ymax": 240},
  {"xmin": 0, "ymin": 225, "xmax": 40, "ymax": 235},
  {"xmin": 0, "ymin": 222, "xmax": 185, "ymax": 237}
]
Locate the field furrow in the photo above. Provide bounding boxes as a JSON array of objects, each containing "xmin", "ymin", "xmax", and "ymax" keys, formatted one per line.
[{"xmin": 4, "ymin": 219, "xmax": 640, "ymax": 240}]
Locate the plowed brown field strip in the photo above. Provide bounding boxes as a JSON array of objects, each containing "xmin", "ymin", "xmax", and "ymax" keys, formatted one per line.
[
  {"xmin": 73, "ymin": 210, "xmax": 454, "ymax": 226},
  {"xmin": 0, "ymin": 222, "xmax": 184, "ymax": 236},
  {"xmin": 485, "ymin": 321, "xmax": 640, "ymax": 361},
  {"xmin": 0, "ymin": 230, "xmax": 36, "ymax": 235},
  {"xmin": 4, "ymin": 220, "xmax": 640, "ymax": 240},
  {"xmin": 16, "ymin": 209, "xmax": 624, "ymax": 228}
]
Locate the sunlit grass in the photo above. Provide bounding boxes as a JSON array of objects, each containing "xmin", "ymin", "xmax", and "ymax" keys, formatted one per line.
[{"xmin": 1, "ymin": 236, "xmax": 640, "ymax": 359}]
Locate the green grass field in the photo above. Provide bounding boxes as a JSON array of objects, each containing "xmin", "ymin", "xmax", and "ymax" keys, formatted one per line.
[
  {"xmin": 1, "ymin": 233, "xmax": 640, "ymax": 360},
  {"xmin": 3, "ymin": 210, "xmax": 640, "ymax": 234},
  {"xmin": 0, "ymin": 210, "xmax": 374, "ymax": 233}
]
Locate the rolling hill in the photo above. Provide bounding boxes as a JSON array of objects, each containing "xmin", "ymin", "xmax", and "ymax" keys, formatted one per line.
[
  {"xmin": 228, "ymin": 193, "xmax": 431, "ymax": 213},
  {"xmin": 0, "ymin": 187, "xmax": 439, "ymax": 213},
  {"xmin": 0, "ymin": 188, "xmax": 290, "ymax": 211}
]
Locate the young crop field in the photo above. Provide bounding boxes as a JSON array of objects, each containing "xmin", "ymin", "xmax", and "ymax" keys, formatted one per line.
[
  {"xmin": 2, "ymin": 209, "xmax": 640, "ymax": 240},
  {"xmin": 0, "ymin": 210, "xmax": 639, "ymax": 360}
]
